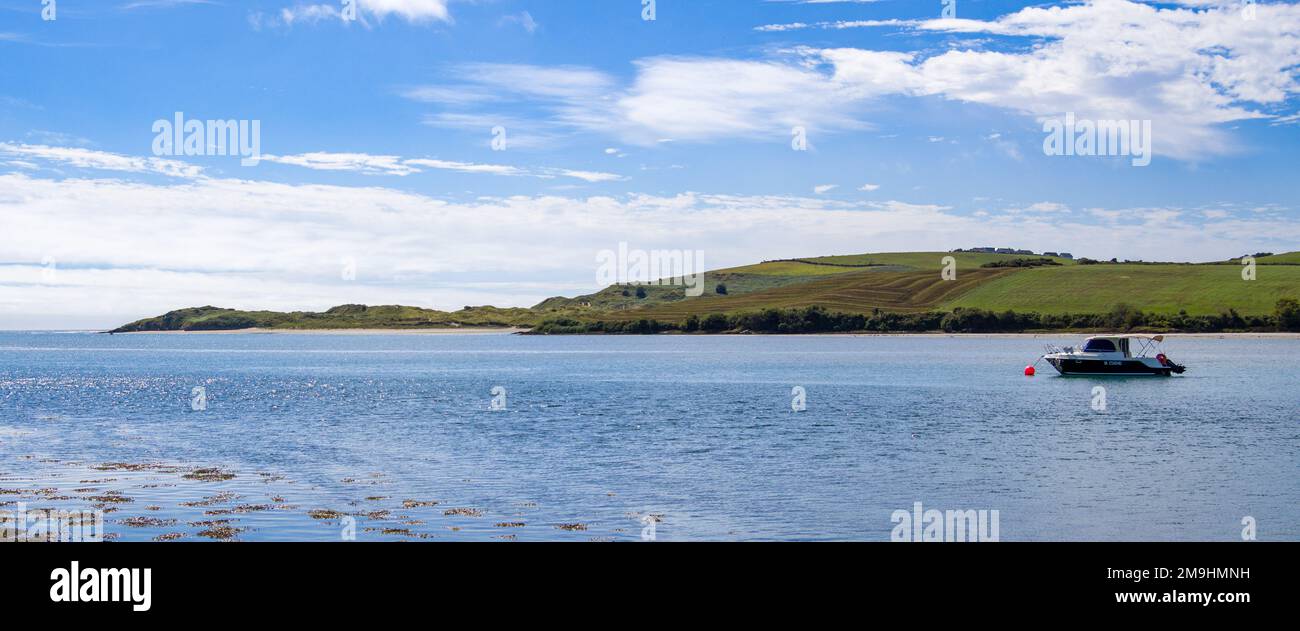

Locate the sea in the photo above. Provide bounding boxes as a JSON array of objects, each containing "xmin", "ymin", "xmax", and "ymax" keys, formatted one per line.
[{"xmin": 1, "ymin": 331, "xmax": 1296, "ymax": 541}]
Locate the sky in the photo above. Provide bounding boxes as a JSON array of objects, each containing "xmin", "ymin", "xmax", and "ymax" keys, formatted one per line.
[{"xmin": 1, "ymin": 0, "xmax": 1299, "ymax": 329}]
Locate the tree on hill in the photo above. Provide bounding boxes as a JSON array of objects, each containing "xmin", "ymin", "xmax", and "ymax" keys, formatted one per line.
[
  {"xmin": 1276, "ymin": 298, "xmax": 1300, "ymax": 331},
  {"xmin": 635, "ymin": 286, "xmax": 647, "ymax": 299},
  {"xmin": 716, "ymin": 283, "xmax": 728, "ymax": 295},
  {"xmin": 1105, "ymin": 303, "xmax": 1144, "ymax": 331}
]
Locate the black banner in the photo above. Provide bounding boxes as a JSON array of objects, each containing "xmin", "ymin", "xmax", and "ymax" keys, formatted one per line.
[{"xmin": 4, "ymin": 542, "xmax": 1289, "ymax": 619}]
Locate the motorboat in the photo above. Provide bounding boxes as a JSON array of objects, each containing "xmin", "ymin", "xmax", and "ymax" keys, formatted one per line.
[{"xmin": 1040, "ymin": 334, "xmax": 1186, "ymax": 376}]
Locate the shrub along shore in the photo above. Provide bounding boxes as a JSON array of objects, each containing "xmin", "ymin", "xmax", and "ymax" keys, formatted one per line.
[{"xmin": 528, "ymin": 299, "xmax": 1300, "ymax": 335}]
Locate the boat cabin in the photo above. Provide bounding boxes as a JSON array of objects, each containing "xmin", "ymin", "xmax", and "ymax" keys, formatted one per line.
[{"xmin": 1078, "ymin": 334, "xmax": 1164, "ymax": 358}]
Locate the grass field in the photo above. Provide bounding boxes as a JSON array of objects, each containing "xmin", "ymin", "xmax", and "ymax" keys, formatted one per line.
[
  {"xmin": 715, "ymin": 251, "xmax": 1076, "ymax": 275},
  {"xmin": 1254, "ymin": 252, "xmax": 1300, "ymax": 264},
  {"xmin": 598, "ymin": 267, "xmax": 1019, "ymax": 321},
  {"xmin": 944, "ymin": 264, "xmax": 1300, "ymax": 315}
]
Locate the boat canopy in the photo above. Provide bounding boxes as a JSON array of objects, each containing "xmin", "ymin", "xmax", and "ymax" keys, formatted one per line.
[{"xmin": 1085, "ymin": 334, "xmax": 1163, "ymax": 342}]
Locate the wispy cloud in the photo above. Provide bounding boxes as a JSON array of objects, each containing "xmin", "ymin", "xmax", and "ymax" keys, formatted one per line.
[
  {"xmin": 0, "ymin": 143, "xmax": 204, "ymax": 178},
  {"xmin": 251, "ymin": 0, "xmax": 456, "ymax": 29},
  {"xmin": 120, "ymin": 0, "xmax": 218, "ymax": 10},
  {"xmin": 412, "ymin": 1, "xmax": 1300, "ymax": 161},
  {"xmin": 262, "ymin": 150, "xmax": 623, "ymax": 182}
]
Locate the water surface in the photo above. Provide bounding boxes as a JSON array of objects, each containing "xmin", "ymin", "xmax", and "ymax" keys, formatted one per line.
[{"xmin": 1, "ymin": 332, "xmax": 1296, "ymax": 541}]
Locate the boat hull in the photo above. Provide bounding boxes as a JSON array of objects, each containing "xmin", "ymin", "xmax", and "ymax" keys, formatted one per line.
[{"xmin": 1046, "ymin": 357, "xmax": 1173, "ymax": 376}]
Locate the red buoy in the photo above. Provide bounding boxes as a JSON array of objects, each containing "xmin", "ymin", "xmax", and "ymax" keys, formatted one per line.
[{"xmin": 1024, "ymin": 365, "xmax": 1036, "ymax": 376}]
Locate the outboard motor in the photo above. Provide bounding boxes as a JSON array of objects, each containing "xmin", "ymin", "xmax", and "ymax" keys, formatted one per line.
[{"xmin": 1157, "ymin": 353, "xmax": 1186, "ymax": 374}]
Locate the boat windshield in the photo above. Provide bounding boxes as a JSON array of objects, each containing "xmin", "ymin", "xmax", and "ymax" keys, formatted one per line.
[{"xmin": 1083, "ymin": 338, "xmax": 1117, "ymax": 352}]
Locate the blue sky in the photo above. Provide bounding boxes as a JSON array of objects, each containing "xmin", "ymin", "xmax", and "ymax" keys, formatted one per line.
[{"xmin": 2, "ymin": 0, "xmax": 1300, "ymax": 328}]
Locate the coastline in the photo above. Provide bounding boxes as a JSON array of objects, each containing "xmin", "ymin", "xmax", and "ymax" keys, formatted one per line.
[
  {"xmin": 95, "ymin": 329, "xmax": 1300, "ymax": 339},
  {"xmin": 109, "ymin": 327, "xmax": 528, "ymax": 335}
]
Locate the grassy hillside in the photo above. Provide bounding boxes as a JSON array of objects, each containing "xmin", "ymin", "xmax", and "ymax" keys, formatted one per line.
[
  {"xmin": 945, "ymin": 264, "xmax": 1300, "ymax": 315},
  {"xmin": 597, "ymin": 267, "xmax": 1018, "ymax": 322},
  {"xmin": 535, "ymin": 251, "xmax": 1076, "ymax": 312},
  {"xmin": 1253, "ymin": 252, "xmax": 1300, "ymax": 264},
  {"xmin": 112, "ymin": 250, "xmax": 1300, "ymax": 333},
  {"xmin": 110, "ymin": 304, "xmax": 541, "ymax": 333}
]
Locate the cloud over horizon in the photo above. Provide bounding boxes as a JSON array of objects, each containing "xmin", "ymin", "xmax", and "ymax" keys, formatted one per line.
[{"xmin": 2, "ymin": 169, "xmax": 1296, "ymax": 329}]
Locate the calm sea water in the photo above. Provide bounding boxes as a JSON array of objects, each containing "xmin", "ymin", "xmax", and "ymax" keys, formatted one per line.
[{"xmin": 1, "ymin": 331, "xmax": 1296, "ymax": 541}]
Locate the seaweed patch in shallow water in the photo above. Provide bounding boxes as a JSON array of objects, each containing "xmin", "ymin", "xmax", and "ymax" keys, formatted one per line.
[
  {"xmin": 183, "ymin": 468, "xmax": 236, "ymax": 482},
  {"xmin": 88, "ymin": 495, "xmax": 133, "ymax": 504},
  {"xmin": 180, "ymin": 492, "xmax": 240, "ymax": 508},
  {"xmin": 443, "ymin": 508, "xmax": 484, "ymax": 517},
  {"xmin": 94, "ymin": 462, "xmax": 177, "ymax": 473},
  {"xmin": 118, "ymin": 516, "xmax": 177, "ymax": 528},
  {"xmin": 196, "ymin": 525, "xmax": 247, "ymax": 541}
]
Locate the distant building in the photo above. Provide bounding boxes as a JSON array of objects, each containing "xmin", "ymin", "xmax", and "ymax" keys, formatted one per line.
[
  {"xmin": 1059, "ymin": 252, "xmax": 1074, "ymax": 259},
  {"xmin": 1043, "ymin": 252, "xmax": 1059, "ymax": 258},
  {"xmin": 995, "ymin": 248, "xmax": 1015, "ymax": 254}
]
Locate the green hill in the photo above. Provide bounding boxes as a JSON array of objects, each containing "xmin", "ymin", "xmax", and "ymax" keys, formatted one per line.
[
  {"xmin": 946, "ymin": 264, "xmax": 1300, "ymax": 315},
  {"xmin": 112, "ymin": 250, "xmax": 1300, "ymax": 334},
  {"xmin": 110, "ymin": 304, "xmax": 541, "ymax": 333}
]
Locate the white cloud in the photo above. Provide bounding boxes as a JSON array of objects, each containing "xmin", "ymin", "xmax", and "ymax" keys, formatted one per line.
[
  {"xmin": 358, "ymin": 0, "xmax": 452, "ymax": 22},
  {"xmin": 3, "ymin": 170, "xmax": 1297, "ymax": 328},
  {"xmin": 262, "ymin": 152, "xmax": 418, "ymax": 176},
  {"xmin": 499, "ymin": 11, "xmax": 538, "ymax": 34},
  {"xmin": 0, "ymin": 143, "xmax": 204, "ymax": 178},
  {"xmin": 415, "ymin": 1, "xmax": 1300, "ymax": 160},
  {"xmin": 755, "ymin": 19, "xmax": 906, "ymax": 32},
  {"xmin": 1011, "ymin": 202, "xmax": 1070, "ymax": 214},
  {"xmin": 260, "ymin": 150, "xmax": 621, "ymax": 181},
  {"xmin": 254, "ymin": 0, "xmax": 454, "ymax": 29},
  {"xmin": 859, "ymin": 183, "xmax": 880, "ymax": 191},
  {"xmin": 813, "ymin": 184, "xmax": 838, "ymax": 194}
]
